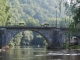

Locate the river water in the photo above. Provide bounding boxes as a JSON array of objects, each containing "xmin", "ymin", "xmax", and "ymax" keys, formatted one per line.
[{"xmin": 0, "ymin": 46, "xmax": 80, "ymax": 60}]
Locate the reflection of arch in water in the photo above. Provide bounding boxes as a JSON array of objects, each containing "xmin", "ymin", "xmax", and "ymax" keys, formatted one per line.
[{"xmin": 6, "ymin": 29, "xmax": 51, "ymax": 46}]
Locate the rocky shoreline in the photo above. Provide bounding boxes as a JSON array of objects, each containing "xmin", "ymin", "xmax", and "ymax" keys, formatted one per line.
[{"xmin": 0, "ymin": 46, "xmax": 10, "ymax": 52}]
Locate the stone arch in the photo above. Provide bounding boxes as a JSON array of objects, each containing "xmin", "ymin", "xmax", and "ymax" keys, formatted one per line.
[{"xmin": 5, "ymin": 29, "xmax": 53, "ymax": 46}]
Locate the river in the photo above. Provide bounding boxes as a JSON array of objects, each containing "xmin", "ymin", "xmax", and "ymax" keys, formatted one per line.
[{"xmin": 0, "ymin": 46, "xmax": 80, "ymax": 60}]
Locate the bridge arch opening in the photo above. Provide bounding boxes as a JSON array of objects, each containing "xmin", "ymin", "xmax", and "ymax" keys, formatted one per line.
[{"xmin": 8, "ymin": 30, "xmax": 48, "ymax": 47}]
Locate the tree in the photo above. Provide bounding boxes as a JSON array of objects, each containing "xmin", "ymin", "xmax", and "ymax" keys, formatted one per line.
[
  {"xmin": 26, "ymin": 18, "xmax": 40, "ymax": 27},
  {"xmin": 64, "ymin": 0, "xmax": 80, "ymax": 27},
  {"xmin": 71, "ymin": 3, "xmax": 80, "ymax": 27},
  {"xmin": 0, "ymin": 0, "xmax": 11, "ymax": 26}
]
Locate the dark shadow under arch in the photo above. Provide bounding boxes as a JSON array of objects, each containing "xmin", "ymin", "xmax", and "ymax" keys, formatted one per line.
[{"xmin": 8, "ymin": 29, "xmax": 49, "ymax": 45}]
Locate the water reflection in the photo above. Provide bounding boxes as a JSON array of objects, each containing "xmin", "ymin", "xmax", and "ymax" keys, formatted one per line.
[{"xmin": 0, "ymin": 46, "xmax": 80, "ymax": 60}]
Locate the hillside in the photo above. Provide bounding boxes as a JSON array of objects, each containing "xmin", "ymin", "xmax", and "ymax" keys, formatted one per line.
[{"xmin": 7, "ymin": 0, "xmax": 72, "ymax": 27}]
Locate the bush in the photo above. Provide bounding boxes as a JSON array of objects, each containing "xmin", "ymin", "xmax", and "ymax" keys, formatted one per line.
[
  {"xmin": 70, "ymin": 45, "xmax": 80, "ymax": 49},
  {"xmin": 62, "ymin": 43, "xmax": 69, "ymax": 49},
  {"xmin": 8, "ymin": 43, "xmax": 14, "ymax": 48}
]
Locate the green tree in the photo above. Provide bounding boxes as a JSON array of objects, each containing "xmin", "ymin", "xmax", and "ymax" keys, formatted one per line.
[
  {"xmin": 71, "ymin": 4, "xmax": 80, "ymax": 27},
  {"xmin": 26, "ymin": 18, "xmax": 40, "ymax": 27},
  {"xmin": 0, "ymin": 0, "xmax": 11, "ymax": 26},
  {"xmin": 65, "ymin": 0, "xmax": 80, "ymax": 27}
]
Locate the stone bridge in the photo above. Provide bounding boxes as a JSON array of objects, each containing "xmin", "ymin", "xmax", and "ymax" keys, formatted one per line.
[{"xmin": 0, "ymin": 26, "xmax": 68, "ymax": 48}]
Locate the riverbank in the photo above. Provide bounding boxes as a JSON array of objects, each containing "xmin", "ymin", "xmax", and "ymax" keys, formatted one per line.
[
  {"xmin": 0, "ymin": 46, "xmax": 10, "ymax": 52},
  {"xmin": 0, "ymin": 49, "xmax": 6, "ymax": 52}
]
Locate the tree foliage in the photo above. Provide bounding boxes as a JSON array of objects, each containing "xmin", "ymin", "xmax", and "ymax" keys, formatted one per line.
[
  {"xmin": 0, "ymin": 0, "xmax": 11, "ymax": 26},
  {"xmin": 65, "ymin": 0, "xmax": 80, "ymax": 27},
  {"xmin": 7, "ymin": 0, "xmax": 71, "ymax": 27}
]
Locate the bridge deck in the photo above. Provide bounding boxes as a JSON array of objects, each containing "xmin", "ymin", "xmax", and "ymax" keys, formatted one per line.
[{"xmin": 0, "ymin": 26, "xmax": 68, "ymax": 30}]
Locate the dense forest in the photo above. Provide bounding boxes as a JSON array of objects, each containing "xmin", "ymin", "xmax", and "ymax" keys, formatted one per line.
[
  {"xmin": 0, "ymin": 0, "xmax": 80, "ymax": 47},
  {"xmin": 7, "ymin": 0, "xmax": 73, "ymax": 27}
]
